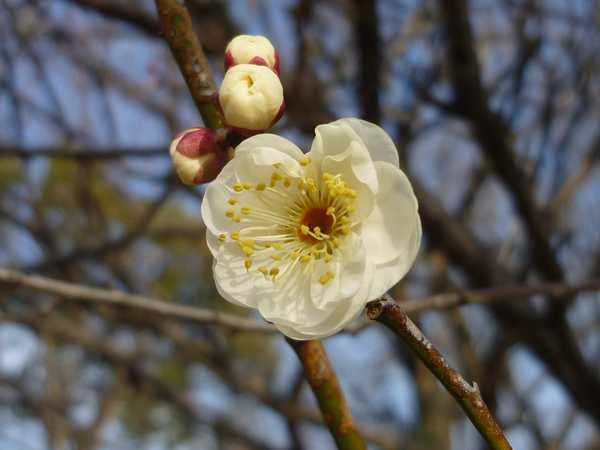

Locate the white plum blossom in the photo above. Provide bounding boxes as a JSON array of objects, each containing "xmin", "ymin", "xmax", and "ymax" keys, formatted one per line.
[
  {"xmin": 224, "ymin": 35, "xmax": 279, "ymax": 73},
  {"xmin": 217, "ymin": 64, "xmax": 285, "ymax": 134},
  {"xmin": 201, "ymin": 118, "xmax": 421, "ymax": 339}
]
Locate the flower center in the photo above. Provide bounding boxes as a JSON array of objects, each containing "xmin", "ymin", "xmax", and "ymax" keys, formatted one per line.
[
  {"xmin": 299, "ymin": 207, "xmax": 334, "ymax": 244},
  {"xmin": 217, "ymin": 157, "xmax": 357, "ymax": 285}
]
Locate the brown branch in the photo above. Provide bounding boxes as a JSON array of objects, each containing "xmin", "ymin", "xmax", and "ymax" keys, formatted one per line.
[
  {"xmin": 0, "ymin": 267, "xmax": 274, "ymax": 333},
  {"xmin": 439, "ymin": 0, "xmax": 563, "ymax": 282},
  {"xmin": 286, "ymin": 339, "xmax": 367, "ymax": 450},
  {"xmin": 154, "ymin": 0, "xmax": 222, "ymax": 129},
  {"xmin": 400, "ymin": 279, "xmax": 600, "ymax": 314},
  {"xmin": 3, "ymin": 266, "xmax": 600, "ymax": 335},
  {"xmin": 352, "ymin": 0, "xmax": 381, "ymax": 123},
  {"xmin": 367, "ymin": 295, "xmax": 513, "ymax": 450}
]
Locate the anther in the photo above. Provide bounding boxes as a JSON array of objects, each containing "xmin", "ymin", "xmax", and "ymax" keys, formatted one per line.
[
  {"xmin": 319, "ymin": 271, "xmax": 335, "ymax": 285},
  {"xmin": 218, "ymin": 233, "xmax": 227, "ymax": 242}
]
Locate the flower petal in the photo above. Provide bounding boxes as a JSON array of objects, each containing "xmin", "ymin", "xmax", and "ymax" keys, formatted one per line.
[
  {"xmin": 276, "ymin": 259, "xmax": 374, "ymax": 340},
  {"xmin": 235, "ymin": 133, "xmax": 305, "ymax": 161},
  {"xmin": 310, "ymin": 233, "xmax": 366, "ymax": 311},
  {"xmin": 333, "ymin": 118, "xmax": 400, "ymax": 167},
  {"xmin": 311, "ymin": 121, "xmax": 378, "ymax": 191},
  {"xmin": 362, "ymin": 161, "xmax": 421, "ymax": 265}
]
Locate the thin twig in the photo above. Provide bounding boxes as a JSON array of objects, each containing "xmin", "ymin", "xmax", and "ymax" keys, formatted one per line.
[
  {"xmin": 154, "ymin": 0, "xmax": 222, "ymax": 129},
  {"xmin": 400, "ymin": 279, "xmax": 600, "ymax": 314},
  {"xmin": 0, "ymin": 267, "xmax": 274, "ymax": 333},
  {"xmin": 367, "ymin": 295, "xmax": 513, "ymax": 450},
  {"xmin": 286, "ymin": 339, "xmax": 367, "ymax": 450},
  {"xmin": 2, "ymin": 267, "xmax": 600, "ymax": 334}
]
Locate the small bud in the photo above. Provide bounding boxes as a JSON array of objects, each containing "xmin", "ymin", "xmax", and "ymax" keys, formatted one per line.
[
  {"xmin": 224, "ymin": 35, "xmax": 280, "ymax": 74},
  {"xmin": 217, "ymin": 64, "xmax": 285, "ymax": 135},
  {"xmin": 169, "ymin": 128, "xmax": 226, "ymax": 185}
]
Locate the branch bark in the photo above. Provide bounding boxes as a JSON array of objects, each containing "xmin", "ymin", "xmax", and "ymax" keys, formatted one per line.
[
  {"xmin": 154, "ymin": 0, "xmax": 222, "ymax": 129},
  {"xmin": 367, "ymin": 295, "xmax": 513, "ymax": 450},
  {"xmin": 0, "ymin": 267, "xmax": 274, "ymax": 333},
  {"xmin": 287, "ymin": 339, "xmax": 367, "ymax": 450}
]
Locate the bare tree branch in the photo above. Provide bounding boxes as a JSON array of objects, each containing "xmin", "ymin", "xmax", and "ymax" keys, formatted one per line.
[
  {"xmin": 287, "ymin": 339, "xmax": 367, "ymax": 450},
  {"xmin": 367, "ymin": 295, "xmax": 513, "ymax": 450}
]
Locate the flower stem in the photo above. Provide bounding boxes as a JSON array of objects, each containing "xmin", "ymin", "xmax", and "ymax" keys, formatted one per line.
[
  {"xmin": 154, "ymin": 0, "xmax": 222, "ymax": 129},
  {"xmin": 367, "ymin": 295, "xmax": 513, "ymax": 450},
  {"xmin": 286, "ymin": 338, "xmax": 367, "ymax": 450}
]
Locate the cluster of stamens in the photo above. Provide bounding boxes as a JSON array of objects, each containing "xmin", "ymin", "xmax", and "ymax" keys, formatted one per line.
[{"xmin": 217, "ymin": 157, "xmax": 357, "ymax": 285}]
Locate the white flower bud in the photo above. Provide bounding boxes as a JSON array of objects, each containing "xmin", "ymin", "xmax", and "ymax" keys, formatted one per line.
[
  {"xmin": 224, "ymin": 35, "xmax": 279, "ymax": 74},
  {"xmin": 217, "ymin": 64, "xmax": 285, "ymax": 134},
  {"xmin": 169, "ymin": 128, "xmax": 227, "ymax": 185}
]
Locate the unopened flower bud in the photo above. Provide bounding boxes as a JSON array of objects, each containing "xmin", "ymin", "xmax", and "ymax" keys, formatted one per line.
[
  {"xmin": 224, "ymin": 35, "xmax": 280, "ymax": 74},
  {"xmin": 217, "ymin": 64, "xmax": 285, "ymax": 134},
  {"xmin": 169, "ymin": 128, "xmax": 227, "ymax": 185}
]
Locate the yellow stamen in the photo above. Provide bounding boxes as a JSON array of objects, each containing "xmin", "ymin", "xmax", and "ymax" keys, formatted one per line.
[
  {"xmin": 300, "ymin": 157, "xmax": 311, "ymax": 166},
  {"xmin": 218, "ymin": 233, "xmax": 226, "ymax": 242},
  {"xmin": 244, "ymin": 259, "xmax": 253, "ymax": 270},
  {"xmin": 319, "ymin": 271, "xmax": 335, "ymax": 285},
  {"xmin": 228, "ymin": 198, "xmax": 238, "ymax": 205},
  {"xmin": 233, "ymin": 182, "xmax": 244, "ymax": 192},
  {"xmin": 256, "ymin": 183, "xmax": 266, "ymax": 191}
]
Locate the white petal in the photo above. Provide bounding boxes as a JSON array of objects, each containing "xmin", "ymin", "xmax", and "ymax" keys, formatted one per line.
[
  {"xmin": 234, "ymin": 146, "xmax": 303, "ymax": 183},
  {"xmin": 320, "ymin": 142, "xmax": 376, "ymax": 221},
  {"xmin": 333, "ymin": 118, "xmax": 400, "ymax": 167},
  {"xmin": 213, "ymin": 260, "xmax": 263, "ymax": 308},
  {"xmin": 235, "ymin": 133, "xmax": 305, "ymax": 161},
  {"xmin": 362, "ymin": 161, "xmax": 420, "ymax": 265},
  {"xmin": 276, "ymin": 259, "xmax": 374, "ymax": 340},
  {"xmin": 310, "ymin": 233, "xmax": 366, "ymax": 311},
  {"xmin": 201, "ymin": 181, "xmax": 240, "ymax": 235}
]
